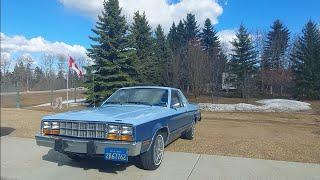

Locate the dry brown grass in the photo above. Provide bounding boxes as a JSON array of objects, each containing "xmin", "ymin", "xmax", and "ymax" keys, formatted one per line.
[
  {"xmin": 307, "ymin": 100, "xmax": 320, "ymax": 115},
  {"xmin": 1, "ymin": 108, "xmax": 50, "ymax": 138},
  {"xmin": 166, "ymin": 111, "xmax": 320, "ymax": 163},
  {"xmin": 1, "ymin": 90, "xmax": 86, "ymax": 108}
]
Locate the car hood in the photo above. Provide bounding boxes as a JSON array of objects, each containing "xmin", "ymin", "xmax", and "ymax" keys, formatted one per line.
[{"xmin": 42, "ymin": 105, "xmax": 170, "ymax": 126}]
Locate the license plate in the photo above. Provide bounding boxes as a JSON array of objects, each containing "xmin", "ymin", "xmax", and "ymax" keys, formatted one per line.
[{"xmin": 104, "ymin": 148, "xmax": 128, "ymax": 162}]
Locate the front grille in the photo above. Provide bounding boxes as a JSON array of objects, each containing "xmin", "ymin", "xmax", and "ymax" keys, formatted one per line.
[{"xmin": 59, "ymin": 121, "xmax": 106, "ymax": 139}]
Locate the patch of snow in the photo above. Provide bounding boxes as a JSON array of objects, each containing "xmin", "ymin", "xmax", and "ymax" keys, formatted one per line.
[
  {"xmin": 199, "ymin": 99, "xmax": 312, "ymax": 112},
  {"xmin": 33, "ymin": 98, "xmax": 86, "ymax": 107}
]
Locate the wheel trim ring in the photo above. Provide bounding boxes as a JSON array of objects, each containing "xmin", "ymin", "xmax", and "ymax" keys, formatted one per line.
[{"xmin": 153, "ymin": 134, "xmax": 164, "ymax": 166}]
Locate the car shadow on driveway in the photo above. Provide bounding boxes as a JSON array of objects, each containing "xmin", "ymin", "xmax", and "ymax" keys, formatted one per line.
[
  {"xmin": 42, "ymin": 149, "xmax": 143, "ymax": 174},
  {"xmin": 0, "ymin": 127, "xmax": 15, "ymax": 137}
]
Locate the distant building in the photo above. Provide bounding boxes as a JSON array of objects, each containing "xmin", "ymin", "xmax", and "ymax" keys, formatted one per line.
[{"xmin": 222, "ymin": 72, "xmax": 237, "ymax": 90}]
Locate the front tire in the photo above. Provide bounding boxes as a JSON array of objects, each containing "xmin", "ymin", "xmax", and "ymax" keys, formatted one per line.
[{"xmin": 139, "ymin": 133, "xmax": 165, "ymax": 170}]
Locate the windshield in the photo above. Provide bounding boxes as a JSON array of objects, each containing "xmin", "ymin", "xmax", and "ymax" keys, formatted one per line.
[{"xmin": 103, "ymin": 88, "xmax": 169, "ymax": 107}]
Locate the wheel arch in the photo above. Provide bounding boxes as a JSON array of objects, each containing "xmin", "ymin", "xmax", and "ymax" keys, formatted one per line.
[{"xmin": 144, "ymin": 123, "xmax": 169, "ymax": 152}]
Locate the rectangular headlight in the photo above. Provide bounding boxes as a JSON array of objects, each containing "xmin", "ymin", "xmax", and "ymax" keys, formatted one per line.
[
  {"xmin": 43, "ymin": 121, "xmax": 50, "ymax": 129},
  {"xmin": 51, "ymin": 122, "xmax": 59, "ymax": 129},
  {"xmin": 121, "ymin": 126, "xmax": 133, "ymax": 135},
  {"xmin": 108, "ymin": 125, "xmax": 119, "ymax": 134}
]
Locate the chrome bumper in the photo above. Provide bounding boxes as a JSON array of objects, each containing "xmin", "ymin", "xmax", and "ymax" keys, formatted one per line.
[{"xmin": 35, "ymin": 134, "xmax": 142, "ymax": 156}]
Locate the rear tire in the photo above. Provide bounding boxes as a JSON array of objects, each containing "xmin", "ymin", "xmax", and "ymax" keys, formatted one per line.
[
  {"xmin": 182, "ymin": 121, "xmax": 195, "ymax": 140},
  {"xmin": 139, "ymin": 133, "xmax": 165, "ymax": 170}
]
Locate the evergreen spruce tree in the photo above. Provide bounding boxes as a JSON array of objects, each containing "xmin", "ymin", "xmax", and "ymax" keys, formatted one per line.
[
  {"xmin": 262, "ymin": 19, "xmax": 290, "ymax": 69},
  {"xmin": 200, "ymin": 18, "xmax": 225, "ymax": 97},
  {"xmin": 85, "ymin": 0, "xmax": 136, "ymax": 104},
  {"xmin": 230, "ymin": 24, "xmax": 257, "ymax": 98},
  {"xmin": 176, "ymin": 20, "xmax": 187, "ymax": 49},
  {"xmin": 291, "ymin": 21, "xmax": 320, "ymax": 99},
  {"xmin": 167, "ymin": 22, "xmax": 178, "ymax": 51},
  {"xmin": 154, "ymin": 25, "xmax": 171, "ymax": 86},
  {"xmin": 261, "ymin": 20, "xmax": 290, "ymax": 96},
  {"xmin": 184, "ymin": 13, "xmax": 200, "ymax": 43},
  {"xmin": 176, "ymin": 20, "xmax": 188, "ymax": 89},
  {"xmin": 130, "ymin": 11, "xmax": 159, "ymax": 85},
  {"xmin": 34, "ymin": 66, "xmax": 44, "ymax": 84},
  {"xmin": 200, "ymin": 18, "xmax": 220, "ymax": 52}
]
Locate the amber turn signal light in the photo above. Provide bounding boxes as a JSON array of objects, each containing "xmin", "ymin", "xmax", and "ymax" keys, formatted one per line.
[
  {"xmin": 43, "ymin": 129, "xmax": 60, "ymax": 135},
  {"xmin": 119, "ymin": 135, "xmax": 133, "ymax": 141},
  {"xmin": 106, "ymin": 134, "xmax": 133, "ymax": 141},
  {"xmin": 106, "ymin": 133, "xmax": 118, "ymax": 140}
]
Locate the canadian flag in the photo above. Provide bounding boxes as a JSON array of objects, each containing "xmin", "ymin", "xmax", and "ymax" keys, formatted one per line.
[{"xmin": 68, "ymin": 56, "xmax": 83, "ymax": 77}]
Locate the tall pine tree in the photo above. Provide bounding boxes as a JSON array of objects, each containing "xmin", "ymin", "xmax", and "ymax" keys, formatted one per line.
[
  {"xmin": 154, "ymin": 25, "xmax": 171, "ymax": 86},
  {"xmin": 184, "ymin": 13, "xmax": 200, "ymax": 43},
  {"xmin": 168, "ymin": 22, "xmax": 178, "ymax": 51},
  {"xmin": 130, "ymin": 11, "xmax": 159, "ymax": 85},
  {"xmin": 291, "ymin": 21, "xmax": 320, "ymax": 99},
  {"xmin": 176, "ymin": 20, "xmax": 187, "ymax": 49},
  {"xmin": 85, "ymin": 0, "xmax": 136, "ymax": 104},
  {"xmin": 176, "ymin": 20, "xmax": 188, "ymax": 89},
  {"xmin": 200, "ymin": 18, "xmax": 226, "ymax": 98},
  {"xmin": 262, "ymin": 19, "xmax": 290, "ymax": 69},
  {"xmin": 200, "ymin": 18, "xmax": 220, "ymax": 52},
  {"xmin": 261, "ymin": 20, "xmax": 290, "ymax": 96},
  {"xmin": 230, "ymin": 24, "xmax": 257, "ymax": 98}
]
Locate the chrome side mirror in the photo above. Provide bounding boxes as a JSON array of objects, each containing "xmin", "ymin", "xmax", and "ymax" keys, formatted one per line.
[{"xmin": 171, "ymin": 102, "xmax": 180, "ymax": 109}]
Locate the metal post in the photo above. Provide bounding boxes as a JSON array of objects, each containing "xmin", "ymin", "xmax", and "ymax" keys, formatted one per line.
[
  {"xmin": 74, "ymin": 73, "xmax": 76, "ymax": 103},
  {"xmin": 67, "ymin": 69, "xmax": 69, "ymax": 109},
  {"xmin": 93, "ymin": 71, "xmax": 95, "ymax": 108},
  {"xmin": 16, "ymin": 81, "xmax": 20, "ymax": 108}
]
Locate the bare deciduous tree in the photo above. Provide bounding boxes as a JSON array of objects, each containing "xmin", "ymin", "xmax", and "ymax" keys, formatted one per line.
[{"xmin": 186, "ymin": 40, "xmax": 207, "ymax": 98}]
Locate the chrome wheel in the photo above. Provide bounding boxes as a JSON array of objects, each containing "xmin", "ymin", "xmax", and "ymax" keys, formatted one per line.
[{"xmin": 153, "ymin": 134, "xmax": 164, "ymax": 166}]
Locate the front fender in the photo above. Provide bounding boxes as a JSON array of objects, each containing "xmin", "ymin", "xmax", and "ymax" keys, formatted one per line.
[{"xmin": 135, "ymin": 117, "xmax": 169, "ymax": 154}]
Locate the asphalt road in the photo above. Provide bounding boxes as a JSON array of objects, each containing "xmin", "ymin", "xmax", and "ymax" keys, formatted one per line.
[{"xmin": 1, "ymin": 136, "xmax": 320, "ymax": 180}]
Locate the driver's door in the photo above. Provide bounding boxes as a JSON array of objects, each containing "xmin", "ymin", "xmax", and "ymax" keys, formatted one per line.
[{"xmin": 168, "ymin": 90, "xmax": 188, "ymax": 137}]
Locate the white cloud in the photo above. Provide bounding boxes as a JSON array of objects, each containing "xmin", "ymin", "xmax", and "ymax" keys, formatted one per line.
[
  {"xmin": 217, "ymin": 29, "xmax": 236, "ymax": 53},
  {"xmin": 1, "ymin": 52, "xmax": 11, "ymax": 63},
  {"xmin": 59, "ymin": 0, "xmax": 223, "ymax": 31},
  {"xmin": 1, "ymin": 32, "xmax": 88, "ymax": 60}
]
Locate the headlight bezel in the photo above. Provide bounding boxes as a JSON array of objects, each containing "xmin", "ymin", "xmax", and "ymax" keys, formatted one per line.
[
  {"xmin": 120, "ymin": 125, "xmax": 133, "ymax": 135},
  {"xmin": 51, "ymin": 122, "xmax": 60, "ymax": 129},
  {"xmin": 42, "ymin": 121, "xmax": 51, "ymax": 129},
  {"xmin": 41, "ymin": 121, "xmax": 60, "ymax": 135},
  {"xmin": 108, "ymin": 124, "xmax": 120, "ymax": 134},
  {"xmin": 105, "ymin": 124, "xmax": 134, "ymax": 141}
]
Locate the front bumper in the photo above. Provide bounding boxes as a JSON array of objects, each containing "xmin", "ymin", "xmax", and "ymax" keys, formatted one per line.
[{"xmin": 35, "ymin": 134, "xmax": 142, "ymax": 156}]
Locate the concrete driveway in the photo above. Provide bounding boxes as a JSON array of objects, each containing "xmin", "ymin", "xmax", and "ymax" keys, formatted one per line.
[{"xmin": 1, "ymin": 136, "xmax": 319, "ymax": 180}]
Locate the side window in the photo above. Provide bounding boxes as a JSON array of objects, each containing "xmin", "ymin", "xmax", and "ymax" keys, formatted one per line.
[{"xmin": 171, "ymin": 91, "xmax": 183, "ymax": 108}]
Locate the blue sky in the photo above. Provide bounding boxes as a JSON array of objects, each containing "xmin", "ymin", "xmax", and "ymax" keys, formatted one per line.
[{"xmin": 1, "ymin": 0, "xmax": 319, "ymax": 66}]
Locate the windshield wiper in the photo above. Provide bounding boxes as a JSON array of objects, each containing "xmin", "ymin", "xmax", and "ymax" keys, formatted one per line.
[{"xmin": 125, "ymin": 101, "xmax": 152, "ymax": 106}]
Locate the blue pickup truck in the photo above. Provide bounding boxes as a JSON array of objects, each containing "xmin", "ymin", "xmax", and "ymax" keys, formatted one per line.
[{"xmin": 35, "ymin": 86, "xmax": 201, "ymax": 170}]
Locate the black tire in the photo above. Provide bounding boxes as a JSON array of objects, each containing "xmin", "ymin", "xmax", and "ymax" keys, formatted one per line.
[
  {"xmin": 182, "ymin": 121, "xmax": 195, "ymax": 140},
  {"xmin": 139, "ymin": 133, "xmax": 165, "ymax": 170}
]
